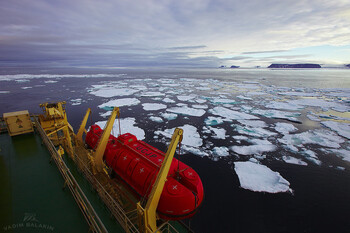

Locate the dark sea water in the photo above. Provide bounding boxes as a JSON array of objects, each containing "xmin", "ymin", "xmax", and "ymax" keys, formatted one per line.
[{"xmin": 0, "ymin": 68, "xmax": 349, "ymax": 233}]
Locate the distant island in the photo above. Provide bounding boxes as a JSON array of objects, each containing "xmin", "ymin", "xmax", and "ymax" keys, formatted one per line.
[
  {"xmin": 268, "ymin": 64, "xmax": 321, "ymax": 68},
  {"xmin": 219, "ymin": 65, "xmax": 240, "ymax": 69}
]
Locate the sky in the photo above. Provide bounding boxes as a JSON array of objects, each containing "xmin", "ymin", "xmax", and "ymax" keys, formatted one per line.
[{"xmin": 0, "ymin": 0, "xmax": 350, "ymax": 69}]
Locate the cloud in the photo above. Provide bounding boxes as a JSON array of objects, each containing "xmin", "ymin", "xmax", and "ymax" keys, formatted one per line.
[
  {"xmin": 242, "ymin": 50, "xmax": 290, "ymax": 55},
  {"xmin": 168, "ymin": 45, "xmax": 207, "ymax": 50},
  {"xmin": 0, "ymin": 0, "xmax": 349, "ymax": 68}
]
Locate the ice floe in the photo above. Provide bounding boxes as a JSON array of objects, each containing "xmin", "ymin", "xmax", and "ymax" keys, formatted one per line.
[
  {"xmin": 44, "ymin": 80, "xmax": 58, "ymax": 83},
  {"xmin": 301, "ymin": 149, "xmax": 321, "ymax": 165},
  {"xmin": 321, "ymin": 121, "xmax": 350, "ymax": 139},
  {"xmin": 204, "ymin": 116, "xmax": 225, "ymax": 126},
  {"xmin": 264, "ymin": 101, "xmax": 303, "ymax": 111},
  {"xmin": 162, "ymin": 97, "xmax": 175, "ymax": 103},
  {"xmin": 71, "ymin": 98, "xmax": 82, "ymax": 106},
  {"xmin": 212, "ymin": 147, "xmax": 229, "ymax": 157},
  {"xmin": 0, "ymin": 91, "xmax": 10, "ymax": 94},
  {"xmin": 326, "ymin": 149, "xmax": 350, "ymax": 162},
  {"xmin": 210, "ymin": 107, "xmax": 259, "ymax": 120},
  {"xmin": 149, "ymin": 116, "xmax": 163, "ymax": 123},
  {"xmin": 237, "ymin": 95, "xmax": 252, "ymax": 100},
  {"xmin": 167, "ymin": 106, "xmax": 205, "ymax": 117},
  {"xmin": 231, "ymin": 139, "xmax": 276, "ymax": 155},
  {"xmin": 95, "ymin": 118, "xmax": 145, "ymax": 140},
  {"xmin": 142, "ymin": 103, "xmax": 167, "ymax": 111},
  {"xmin": 192, "ymin": 104, "xmax": 208, "ymax": 109},
  {"xmin": 275, "ymin": 122, "xmax": 298, "ymax": 134},
  {"xmin": 177, "ymin": 95, "xmax": 196, "ymax": 101},
  {"xmin": 161, "ymin": 113, "xmax": 177, "ymax": 121},
  {"xmin": 208, "ymin": 126, "xmax": 226, "ymax": 139},
  {"xmin": 282, "ymin": 156, "xmax": 307, "ymax": 166},
  {"xmin": 155, "ymin": 124, "xmax": 202, "ymax": 147},
  {"xmin": 234, "ymin": 161, "xmax": 292, "ymax": 193},
  {"xmin": 140, "ymin": 92, "xmax": 165, "ymax": 97},
  {"xmin": 278, "ymin": 129, "xmax": 344, "ymax": 149},
  {"xmin": 90, "ymin": 87, "xmax": 139, "ymax": 98},
  {"xmin": 288, "ymin": 98, "xmax": 350, "ymax": 112},
  {"xmin": 98, "ymin": 98, "xmax": 140, "ymax": 109},
  {"xmin": 251, "ymin": 109, "xmax": 301, "ymax": 123},
  {"xmin": 237, "ymin": 120, "xmax": 268, "ymax": 128},
  {"xmin": 234, "ymin": 125, "xmax": 276, "ymax": 138},
  {"xmin": 210, "ymin": 98, "xmax": 237, "ymax": 104},
  {"xmin": 278, "ymin": 92, "xmax": 320, "ymax": 97}
]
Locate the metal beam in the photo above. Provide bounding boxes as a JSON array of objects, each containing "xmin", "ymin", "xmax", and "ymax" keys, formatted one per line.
[
  {"xmin": 138, "ymin": 127, "xmax": 183, "ymax": 233},
  {"xmin": 94, "ymin": 107, "xmax": 120, "ymax": 172},
  {"xmin": 77, "ymin": 108, "xmax": 91, "ymax": 143}
]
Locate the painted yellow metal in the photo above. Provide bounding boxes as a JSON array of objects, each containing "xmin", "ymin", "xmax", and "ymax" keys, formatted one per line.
[
  {"xmin": 77, "ymin": 108, "xmax": 91, "ymax": 143},
  {"xmin": 3, "ymin": 110, "xmax": 34, "ymax": 136},
  {"xmin": 38, "ymin": 102, "xmax": 74, "ymax": 159},
  {"xmin": 94, "ymin": 107, "xmax": 120, "ymax": 173},
  {"xmin": 137, "ymin": 127, "xmax": 183, "ymax": 233}
]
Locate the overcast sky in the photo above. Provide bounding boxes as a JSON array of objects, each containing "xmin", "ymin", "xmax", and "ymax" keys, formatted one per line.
[{"xmin": 1, "ymin": 0, "xmax": 349, "ymax": 68}]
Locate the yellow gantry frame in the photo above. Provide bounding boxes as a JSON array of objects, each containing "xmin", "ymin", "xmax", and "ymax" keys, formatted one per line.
[
  {"xmin": 39, "ymin": 102, "xmax": 74, "ymax": 159},
  {"xmin": 137, "ymin": 127, "xmax": 183, "ymax": 233},
  {"xmin": 76, "ymin": 108, "xmax": 91, "ymax": 143},
  {"xmin": 93, "ymin": 107, "xmax": 120, "ymax": 173}
]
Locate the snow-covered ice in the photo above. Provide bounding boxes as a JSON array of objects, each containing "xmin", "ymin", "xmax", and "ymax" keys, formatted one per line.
[
  {"xmin": 321, "ymin": 121, "xmax": 350, "ymax": 139},
  {"xmin": 210, "ymin": 107, "xmax": 259, "ymax": 120},
  {"xmin": 234, "ymin": 125, "xmax": 277, "ymax": 138},
  {"xmin": 167, "ymin": 106, "xmax": 206, "ymax": 117},
  {"xmin": 282, "ymin": 156, "xmax": 307, "ymax": 166},
  {"xmin": 162, "ymin": 97, "xmax": 175, "ymax": 103},
  {"xmin": 71, "ymin": 98, "xmax": 82, "ymax": 106},
  {"xmin": 231, "ymin": 139, "xmax": 276, "ymax": 155},
  {"xmin": 98, "ymin": 98, "xmax": 140, "ymax": 109},
  {"xmin": 212, "ymin": 147, "xmax": 229, "ymax": 157},
  {"xmin": 177, "ymin": 95, "xmax": 196, "ymax": 101},
  {"xmin": 142, "ymin": 103, "xmax": 167, "ymax": 111},
  {"xmin": 327, "ymin": 149, "xmax": 350, "ymax": 162},
  {"xmin": 90, "ymin": 87, "xmax": 139, "ymax": 98},
  {"xmin": 204, "ymin": 116, "xmax": 225, "ymax": 126},
  {"xmin": 279, "ymin": 129, "xmax": 344, "ymax": 149},
  {"xmin": 161, "ymin": 112, "xmax": 177, "ymax": 121},
  {"xmin": 149, "ymin": 116, "xmax": 163, "ymax": 123},
  {"xmin": 95, "ymin": 118, "xmax": 145, "ymax": 140},
  {"xmin": 140, "ymin": 92, "xmax": 165, "ymax": 97},
  {"xmin": 234, "ymin": 161, "xmax": 292, "ymax": 193},
  {"xmin": 155, "ymin": 125, "xmax": 202, "ymax": 147},
  {"xmin": 237, "ymin": 120, "xmax": 268, "ymax": 128},
  {"xmin": 275, "ymin": 122, "xmax": 298, "ymax": 134},
  {"xmin": 251, "ymin": 109, "xmax": 301, "ymax": 123},
  {"xmin": 208, "ymin": 126, "xmax": 226, "ymax": 139},
  {"xmin": 210, "ymin": 98, "xmax": 237, "ymax": 104}
]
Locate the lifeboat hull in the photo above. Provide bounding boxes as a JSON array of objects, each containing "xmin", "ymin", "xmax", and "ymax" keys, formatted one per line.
[{"xmin": 86, "ymin": 124, "xmax": 204, "ymax": 220}]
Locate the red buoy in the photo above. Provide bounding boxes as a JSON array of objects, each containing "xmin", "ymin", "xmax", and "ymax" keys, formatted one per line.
[{"xmin": 86, "ymin": 124, "xmax": 204, "ymax": 220}]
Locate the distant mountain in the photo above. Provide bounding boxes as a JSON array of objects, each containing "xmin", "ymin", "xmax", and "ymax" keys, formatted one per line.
[
  {"xmin": 230, "ymin": 65, "xmax": 240, "ymax": 68},
  {"xmin": 268, "ymin": 64, "xmax": 321, "ymax": 68},
  {"xmin": 346, "ymin": 64, "xmax": 350, "ymax": 68}
]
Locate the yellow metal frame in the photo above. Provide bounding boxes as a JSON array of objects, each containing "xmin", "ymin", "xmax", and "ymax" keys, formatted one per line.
[
  {"xmin": 77, "ymin": 108, "xmax": 91, "ymax": 143},
  {"xmin": 93, "ymin": 107, "xmax": 120, "ymax": 173},
  {"xmin": 137, "ymin": 128, "xmax": 183, "ymax": 233},
  {"xmin": 39, "ymin": 102, "xmax": 74, "ymax": 159}
]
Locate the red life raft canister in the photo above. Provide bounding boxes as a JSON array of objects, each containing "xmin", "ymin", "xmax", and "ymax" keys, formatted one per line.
[{"xmin": 85, "ymin": 124, "xmax": 204, "ymax": 220}]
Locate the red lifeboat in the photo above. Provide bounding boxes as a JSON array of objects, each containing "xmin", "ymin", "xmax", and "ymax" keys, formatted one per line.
[{"xmin": 85, "ymin": 124, "xmax": 204, "ymax": 220}]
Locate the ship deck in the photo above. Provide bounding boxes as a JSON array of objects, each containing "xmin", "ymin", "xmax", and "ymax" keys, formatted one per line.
[{"xmin": 0, "ymin": 120, "xmax": 193, "ymax": 233}]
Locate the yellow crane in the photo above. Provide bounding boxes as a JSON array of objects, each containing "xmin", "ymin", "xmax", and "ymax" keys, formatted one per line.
[
  {"xmin": 42, "ymin": 103, "xmax": 185, "ymax": 232},
  {"xmin": 88, "ymin": 106, "xmax": 183, "ymax": 232},
  {"xmin": 137, "ymin": 128, "xmax": 183, "ymax": 233}
]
